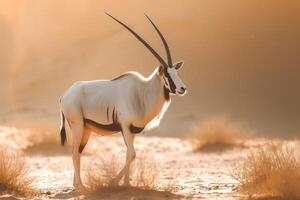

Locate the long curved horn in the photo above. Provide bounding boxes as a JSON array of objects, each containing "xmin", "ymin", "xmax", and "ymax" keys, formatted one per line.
[
  {"xmin": 106, "ymin": 13, "xmax": 168, "ymax": 67},
  {"xmin": 144, "ymin": 14, "xmax": 173, "ymax": 67}
]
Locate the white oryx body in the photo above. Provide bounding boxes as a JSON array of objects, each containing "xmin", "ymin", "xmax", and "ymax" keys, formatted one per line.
[
  {"xmin": 61, "ymin": 69, "xmax": 169, "ymax": 137},
  {"xmin": 59, "ymin": 13, "xmax": 187, "ymax": 190}
]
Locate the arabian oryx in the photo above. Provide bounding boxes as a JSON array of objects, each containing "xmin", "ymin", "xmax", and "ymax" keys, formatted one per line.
[{"xmin": 59, "ymin": 13, "xmax": 187, "ymax": 190}]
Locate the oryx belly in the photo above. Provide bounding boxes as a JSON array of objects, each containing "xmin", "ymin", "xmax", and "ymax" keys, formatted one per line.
[
  {"xmin": 79, "ymin": 80, "xmax": 122, "ymax": 135},
  {"xmin": 80, "ymin": 79, "xmax": 147, "ymax": 134}
]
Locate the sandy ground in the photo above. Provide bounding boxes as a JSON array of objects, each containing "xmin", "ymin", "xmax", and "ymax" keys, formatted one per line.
[{"xmin": 0, "ymin": 126, "xmax": 297, "ymax": 200}]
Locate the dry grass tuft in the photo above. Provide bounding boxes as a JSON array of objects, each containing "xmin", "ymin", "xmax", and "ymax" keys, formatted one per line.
[
  {"xmin": 232, "ymin": 145, "xmax": 300, "ymax": 199},
  {"xmin": 86, "ymin": 151, "xmax": 175, "ymax": 194},
  {"xmin": 86, "ymin": 154, "xmax": 120, "ymax": 191},
  {"xmin": 193, "ymin": 117, "xmax": 249, "ymax": 152},
  {"xmin": 0, "ymin": 148, "xmax": 35, "ymax": 196}
]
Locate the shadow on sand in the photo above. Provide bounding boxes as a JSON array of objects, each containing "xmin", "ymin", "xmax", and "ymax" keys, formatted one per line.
[
  {"xmin": 248, "ymin": 196, "xmax": 292, "ymax": 200},
  {"xmin": 24, "ymin": 142, "xmax": 72, "ymax": 157},
  {"xmin": 0, "ymin": 195, "xmax": 19, "ymax": 200},
  {"xmin": 194, "ymin": 142, "xmax": 245, "ymax": 153},
  {"xmin": 50, "ymin": 187, "xmax": 187, "ymax": 200}
]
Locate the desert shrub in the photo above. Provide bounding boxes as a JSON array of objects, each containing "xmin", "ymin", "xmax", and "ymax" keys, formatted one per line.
[
  {"xmin": 232, "ymin": 145, "xmax": 300, "ymax": 199},
  {"xmin": 129, "ymin": 152, "xmax": 157, "ymax": 190},
  {"xmin": 0, "ymin": 148, "xmax": 35, "ymax": 196},
  {"xmin": 193, "ymin": 117, "xmax": 248, "ymax": 151},
  {"xmin": 25, "ymin": 128, "xmax": 71, "ymax": 156},
  {"xmin": 86, "ymin": 151, "xmax": 174, "ymax": 193},
  {"xmin": 86, "ymin": 154, "xmax": 120, "ymax": 190}
]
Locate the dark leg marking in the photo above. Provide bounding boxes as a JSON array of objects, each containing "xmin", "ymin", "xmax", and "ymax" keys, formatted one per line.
[
  {"xmin": 79, "ymin": 143, "xmax": 87, "ymax": 153},
  {"xmin": 129, "ymin": 124, "xmax": 144, "ymax": 134}
]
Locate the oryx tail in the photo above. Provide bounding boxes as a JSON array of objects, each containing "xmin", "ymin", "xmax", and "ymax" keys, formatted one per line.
[{"xmin": 60, "ymin": 111, "xmax": 67, "ymax": 146}]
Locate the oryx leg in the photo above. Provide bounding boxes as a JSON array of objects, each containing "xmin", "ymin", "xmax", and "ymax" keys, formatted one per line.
[
  {"xmin": 123, "ymin": 131, "xmax": 136, "ymax": 185},
  {"xmin": 71, "ymin": 123, "xmax": 85, "ymax": 190},
  {"xmin": 113, "ymin": 127, "xmax": 136, "ymax": 186},
  {"xmin": 79, "ymin": 129, "xmax": 91, "ymax": 154}
]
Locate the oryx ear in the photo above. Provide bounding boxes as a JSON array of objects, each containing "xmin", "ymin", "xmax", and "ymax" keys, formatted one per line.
[{"xmin": 173, "ymin": 61, "xmax": 184, "ymax": 70}]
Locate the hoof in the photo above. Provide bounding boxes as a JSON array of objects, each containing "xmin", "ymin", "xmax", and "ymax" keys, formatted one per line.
[
  {"xmin": 110, "ymin": 177, "xmax": 121, "ymax": 186},
  {"xmin": 74, "ymin": 184, "xmax": 87, "ymax": 193},
  {"xmin": 123, "ymin": 181, "xmax": 131, "ymax": 187}
]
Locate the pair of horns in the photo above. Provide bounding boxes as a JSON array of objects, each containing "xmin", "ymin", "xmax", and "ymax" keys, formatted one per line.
[{"xmin": 106, "ymin": 13, "xmax": 173, "ymax": 68}]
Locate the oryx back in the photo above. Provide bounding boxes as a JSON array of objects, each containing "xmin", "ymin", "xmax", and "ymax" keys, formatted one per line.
[{"xmin": 60, "ymin": 73, "xmax": 147, "ymax": 135}]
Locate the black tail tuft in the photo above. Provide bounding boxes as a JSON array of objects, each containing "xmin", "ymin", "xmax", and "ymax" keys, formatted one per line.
[
  {"xmin": 60, "ymin": 112, "xmax": 67, "ymax": 146},
  {"xmin": 60, "ymin": 126, "xmax": 66, "ymax": 146}
]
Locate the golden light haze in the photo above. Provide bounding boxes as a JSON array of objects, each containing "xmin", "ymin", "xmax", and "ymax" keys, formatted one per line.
[{"xmin": 0, "ymin": 0, "xmax": 299, "ymax": 137}]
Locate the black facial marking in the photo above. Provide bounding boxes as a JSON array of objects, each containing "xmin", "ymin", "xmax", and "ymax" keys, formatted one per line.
[
  {"xmin": 164, "ymin": 68, "xmax": 176, "ymax": 93},
  {"xmin": 129, "ymin": 124, "xmax": 145, "ymax": 134},
  {"xmin": 84, "ymin": 118, "xmax": 121, "ymax": 132},
  {"xmin": 163, "ymin": 86, "xmax": 170, "ymax": 101}
]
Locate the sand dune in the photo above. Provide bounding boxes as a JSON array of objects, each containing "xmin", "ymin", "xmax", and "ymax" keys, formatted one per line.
[{"xmin": 0, "ymin": 0, "xmax": 299, "ymax": 137}]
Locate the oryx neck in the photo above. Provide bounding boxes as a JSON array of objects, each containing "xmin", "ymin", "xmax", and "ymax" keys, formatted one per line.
[{"xmin": 142, "ymin": 68, "xmax": 170, "ymax": 123}]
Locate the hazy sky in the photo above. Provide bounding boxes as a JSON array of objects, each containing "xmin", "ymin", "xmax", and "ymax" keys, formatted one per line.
[{"xmin": 0, "ymin": 0, "xmax": 299, "ymax": 137}]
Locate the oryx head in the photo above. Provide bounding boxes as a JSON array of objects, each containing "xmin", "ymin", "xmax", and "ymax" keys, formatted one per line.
[{"xmin": 106, "ymin": 13, "xmax": 187, "ymax": 96}]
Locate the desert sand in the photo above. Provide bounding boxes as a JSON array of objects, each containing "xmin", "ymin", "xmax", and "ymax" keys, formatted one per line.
[{"xmin": 1, "ymin": 125, "xmax": 297, "ymax": 200}]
